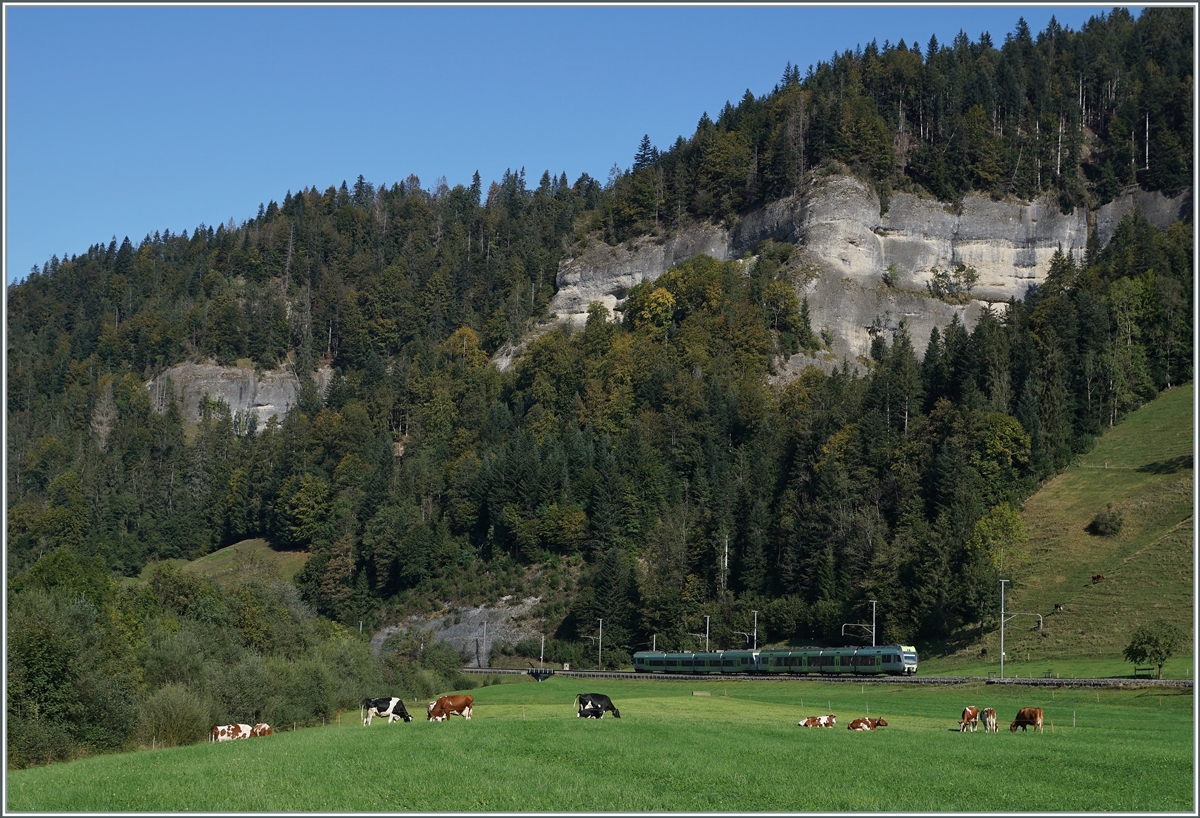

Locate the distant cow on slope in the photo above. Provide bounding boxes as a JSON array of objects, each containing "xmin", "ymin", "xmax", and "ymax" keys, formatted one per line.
[{"xmin": 211, "ymin": 723, "xmax": 252, "ymax": 742}]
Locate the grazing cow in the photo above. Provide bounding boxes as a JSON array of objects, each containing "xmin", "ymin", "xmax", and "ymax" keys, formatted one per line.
[
  {"xmin": 574, "ymin": 693, "xmax": 621, "ymax": 719},
  {"xmin": 250, "ymin": 723, "xmax": 272, "ymax": 737},
  {"xmin": 210, "ymin": 723, "xmax": 252, "ymax": 742},
  {"xmin": 1091, "ymin": 574, "xmax": 1104, "ymax": 584},
  {"xmin": 799, "ymin": 714, "xmax": 836, "ymax": 728},
  {"xmin": 1053, "ymin": 603, "xmax": 1064, "ymax": 613},
  {"xmin": 982, "ymin": 708, "xmax": 997, "ymax": 733},
  {"xmin": 1010, "ymin": 707, "xmax": 1044, "ymax": 733},
  {"xmin": 362, "ymin": 697, "xmax": 414, "ymax": 726},
  {"xmin": 848, "ymin": 717, "xmax": 887, "ymax": 731},
  {"xmin": 960, "ymin": 705, "xmax": 980, "ymax": 732},
  {"xmin": 427, "ymin": 694, "xmax": 474, "ymax": 721}
]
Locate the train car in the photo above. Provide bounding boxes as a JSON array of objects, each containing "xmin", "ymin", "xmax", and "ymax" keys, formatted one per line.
[
  {"xmin": 756, "ymin": 645, "xmax": 917, "ymax": 676},
  {"xmin": 633, "ymin": 649, "xmax": 758, "ymax": 674},
  {"xmin": 634, "ymin": 645, "xmax": 917, "ymax": 676}
]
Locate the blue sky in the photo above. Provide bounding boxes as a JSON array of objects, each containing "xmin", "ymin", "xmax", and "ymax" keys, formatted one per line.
[{"xmin": 5, "ymin": 4, "xmax": 1127, "ymax": 284}]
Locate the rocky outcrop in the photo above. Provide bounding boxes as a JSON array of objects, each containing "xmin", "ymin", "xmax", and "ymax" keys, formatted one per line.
[
  {"xmin": 548, "ymin": 174, "xmax": 1190, "ymax": 362},
  {"xmin": 551, "ymin": 224, "xmax": 729, "ymax": 326},
  {"xmin": 370, "ymin": 595, "xmax": 543, "ymax": 668},
  {"xmin": 147, "ymin": 361, "xmax": 332, "ymax": 427}
]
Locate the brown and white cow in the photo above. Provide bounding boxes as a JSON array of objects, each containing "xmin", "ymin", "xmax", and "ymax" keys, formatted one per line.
[
  {"xmin": 848, "ymin": 717, "xmax": 888, "ymax": 731},
  {"xmin": 982, "ymin": 708, "xmax": 997, "ymax": 733},
  {"xmin": 960, "ymin": 705, "xmax": 980, "ymax": 732},
  {"xmin": 799, "ymin": 714, "xmax": 836, "ymax": 728},
  {"xmin": 249, "ymin": 723, "xmax": 272, "ymax": 737},
  {"xmin": 428, "ymin": 694, "xmax": 474, "ymax": 721},
  {"xmin": 210, "ymin": 723, "xmax": 252, "ymax": 742},
  {"xmin": 1010, "ymin": 707, "xmax": 1044, "ymax": 733}
]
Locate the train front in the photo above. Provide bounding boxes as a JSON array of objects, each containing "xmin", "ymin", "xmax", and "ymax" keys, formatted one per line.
[{"xmin": 900, "ymin": 645, "xmax": 918, "ymax": 675}]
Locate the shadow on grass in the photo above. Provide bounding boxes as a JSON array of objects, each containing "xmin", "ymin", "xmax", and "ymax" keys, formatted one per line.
[{"xmin": 1137, "ymin": 454, "xmax": 1193, "ymax": 474}]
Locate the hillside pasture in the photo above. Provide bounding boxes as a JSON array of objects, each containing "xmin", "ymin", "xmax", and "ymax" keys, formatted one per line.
[
  {"xmin": 125, "ymin": 538, "xmax": 309, "ymax": 589},
  {"xmin": 7, "ymin": 677, "xmax": 1191, "ymax": 812},
  {"xmin": 933, "ymin": 383, "xmax": 1194, "ymax": 674}
]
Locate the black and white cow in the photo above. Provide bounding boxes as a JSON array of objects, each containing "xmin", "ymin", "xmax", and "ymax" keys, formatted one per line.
[
  {"xmin": 362, "ymin": 697, "xmax": 414, "ymax": 725},
  {"xmin": 575, "ymin": 693, "xmax": 621, "ymax": 718}
]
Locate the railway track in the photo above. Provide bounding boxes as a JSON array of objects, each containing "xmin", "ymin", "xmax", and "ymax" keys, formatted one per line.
[{"xmin": 460, "ymin": 667, "xmax": 1192, "ymax": 689}]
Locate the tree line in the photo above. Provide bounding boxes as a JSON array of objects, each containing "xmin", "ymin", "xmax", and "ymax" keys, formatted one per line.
[{"xmin": 601, "ymin": 7, "xmax": 1191, "ymax": 240}]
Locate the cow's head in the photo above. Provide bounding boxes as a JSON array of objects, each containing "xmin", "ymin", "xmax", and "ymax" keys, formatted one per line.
[{"xmin": 873, "ymin": 718, "xmax": 887, "ymax": 727}]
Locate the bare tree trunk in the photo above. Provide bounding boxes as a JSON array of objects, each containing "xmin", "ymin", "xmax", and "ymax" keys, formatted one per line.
[{"xmin": 1056, "ymin": 113, "xmax": 1063, "ymax": 177}]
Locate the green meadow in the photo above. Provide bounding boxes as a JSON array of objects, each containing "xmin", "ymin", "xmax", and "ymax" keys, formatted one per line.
[{"xmin": 7, "ymin": 676, "xmax": 1192, "ymax": 812}]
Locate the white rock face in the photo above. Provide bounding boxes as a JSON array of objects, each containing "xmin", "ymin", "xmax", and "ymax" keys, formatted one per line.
[
  {"xmin": 548, "ymin": 173, "xmax": 1189, "ymax": 362},
  {"xmin": 551, "ymin": 224, "xmax": 729, "ymax": 326},
  {"xmin": 147, "ymin": 362, "xmax": 332, "ymax": 427}
]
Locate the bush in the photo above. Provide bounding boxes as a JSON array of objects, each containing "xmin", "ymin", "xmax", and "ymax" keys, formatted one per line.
[
  {"xmin": 1088, "ymin": 504, "xmax": 1124, "ymax": 536},
  {"xmin": 262, "ymin": 657, "xmax": 335, "ymax": 728},
  {"xmin": 7, "ymin": 717, "xmax": 75, "ymax": 769},
  {"xmin": 137, "ymin": 683, "xmax": 213, "ymax": 747}
]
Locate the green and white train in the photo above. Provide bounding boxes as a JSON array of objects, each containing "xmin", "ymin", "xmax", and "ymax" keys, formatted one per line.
[{"xmin": 632, "ymin": 645, "xmax": 918, "ymax": 676}]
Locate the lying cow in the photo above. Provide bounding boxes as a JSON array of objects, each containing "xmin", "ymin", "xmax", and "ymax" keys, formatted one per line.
[
  {"xmin": 799, "ymin": 714, "xmax": 836, "ymax": 728},
  {"xmin": 362, "ymin": 697, "xmax": 414, "ymax": 725},
  {"xmin": 848, "ymin": 717, "xmax": 887, "ymax": 731},
  {"xmin": 250, "ymin": 723, "xmax": 272, "ymax": 737},
  {"xmin": 960, "ymin": 705, "xmax": 980, "ymax": 732},
  {"xmin": 211, "ymin": 723, "xmax": 252, "ymax": 742},
  {"xmin": 428, "ymin": 694, "xmax": 474, "ymax": 721},
  {"xmin": 982, "ymin": 708, "xmax": 997, "ymax": 733},
  {"xmin": 574, "ymin": 693, "xmax": 621, "ymax": 719},
  {"xmin": 1010, "ymin": 707, "xmax": 1044, "ymax": 733}
]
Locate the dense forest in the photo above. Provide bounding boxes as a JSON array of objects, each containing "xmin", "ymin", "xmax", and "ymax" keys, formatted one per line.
[{"xmin": 6, "ymin": 7, "xmax": 1193, "ymax": 767}]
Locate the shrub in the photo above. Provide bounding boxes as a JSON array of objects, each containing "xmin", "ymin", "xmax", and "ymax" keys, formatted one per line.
[
  {"xmin": 7, "ymin": 717, "xmax": 75, "ymax": 769},
  {"xmin": 1088, "ymin": 504, "xmax": 1124, "ymax": 536},
  {"xmin": 137, "ymin": 683, "xmax": 213, "ymax": 748}
]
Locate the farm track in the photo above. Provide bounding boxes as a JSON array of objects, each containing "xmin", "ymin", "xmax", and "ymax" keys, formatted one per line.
[{"xmin": 461, "ymin": 667, "xmax": 1192, "ymax": 688}]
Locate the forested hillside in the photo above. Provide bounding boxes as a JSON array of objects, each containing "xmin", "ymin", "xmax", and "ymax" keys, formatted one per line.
[{"xmin": 6, "ymin": 7, "xmax": 1192, "ymax": 767}]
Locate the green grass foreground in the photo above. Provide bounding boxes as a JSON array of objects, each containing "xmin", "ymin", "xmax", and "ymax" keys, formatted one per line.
[{"xmin": 7, "ymin": 677, "xmax": 1193, "ymax": 812}]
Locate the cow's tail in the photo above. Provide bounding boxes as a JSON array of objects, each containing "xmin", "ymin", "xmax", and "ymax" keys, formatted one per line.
[{"xmin": 573, "ymin": 694, "xmax": 581, "ymax": 710}]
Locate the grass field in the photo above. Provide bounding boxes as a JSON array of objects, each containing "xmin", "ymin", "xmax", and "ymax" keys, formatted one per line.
[{"xmin": 7, "ymin": 676, "xmax": 1192, "ymax": 812}]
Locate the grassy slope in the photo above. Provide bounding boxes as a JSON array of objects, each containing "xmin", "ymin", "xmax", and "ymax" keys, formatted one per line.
[
  {"xmin": 924, "ymin": 383, "xmax": 1194, "ymax": 678},
  {"xmin": 124, "ymin": 538, "xmax": 309, "ymax": 588},
  {"xmin": 7, "ymin": 677, "xmax": 1192, "ymax": 812}
]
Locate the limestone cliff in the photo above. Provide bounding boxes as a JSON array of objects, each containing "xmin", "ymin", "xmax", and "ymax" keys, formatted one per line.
[
  {"xmin": 547, "ymin": 174, "xmax": 1190, "ymax": 367},
  {"xmin": 147, "ymin": 361, "xmax": 332, "ymax": 427}
]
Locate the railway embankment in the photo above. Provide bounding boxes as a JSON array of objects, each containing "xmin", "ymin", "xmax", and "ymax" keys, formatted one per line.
[{"xmin": 460, "ymin": 667, "xmax": 1192, "ymax": 689}]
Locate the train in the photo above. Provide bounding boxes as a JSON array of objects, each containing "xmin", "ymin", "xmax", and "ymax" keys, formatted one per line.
[{"xmin": 632, "ymin": 645, "xmax": 918, "ymax": 676}]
